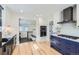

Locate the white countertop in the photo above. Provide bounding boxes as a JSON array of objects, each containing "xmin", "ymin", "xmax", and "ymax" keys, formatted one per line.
[
  {"xmin": 2, "ymin": 42, "xmax": 6, "ymax": 46},
  {"xmin": 51, "ymin": 34, "xmax": 79, "ymax": 43}
]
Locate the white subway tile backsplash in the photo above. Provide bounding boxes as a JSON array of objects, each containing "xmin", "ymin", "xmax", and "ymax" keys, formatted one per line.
[{"xmin": 60, "ymin": 23, "xmax": 79, "ymax": 37}]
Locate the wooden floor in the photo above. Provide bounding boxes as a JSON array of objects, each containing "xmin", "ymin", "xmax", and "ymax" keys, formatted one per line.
[{"xmin": 12, "ymin": 41, "xmax": 61, "ymax": 55}]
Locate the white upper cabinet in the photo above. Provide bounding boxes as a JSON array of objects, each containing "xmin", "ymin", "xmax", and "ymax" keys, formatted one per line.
[
  {"xmin": 73, "ymin": 5, "xmax": 77, "ymax": 22},
  {"xmin": 76, "ymin": 4, "xmax": 79, "ymax": 27}
]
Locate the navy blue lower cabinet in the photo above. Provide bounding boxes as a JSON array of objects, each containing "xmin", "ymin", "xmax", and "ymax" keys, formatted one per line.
[
  {"xmin": 50, "ymin": 35, "xmax": 79, "ymax": 55},
  {"xmin": 74, "ymin": 42, "xmax": 79, "ymax": 55},
  {"xmin": 66, "ymin": 40, "xmax": 76, "ymax": 55}
]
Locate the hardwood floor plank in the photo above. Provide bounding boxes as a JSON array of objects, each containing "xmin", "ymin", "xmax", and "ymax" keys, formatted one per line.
[
  {"xmin": 12, "ymin": 46, "xmax": 19, "ymax": 55},
  {"xmin": 12, "ymin": 41, "xmax": 61, "ymax": 55}
]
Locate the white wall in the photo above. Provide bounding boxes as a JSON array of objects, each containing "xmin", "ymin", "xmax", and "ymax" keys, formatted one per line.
[
  {"xmin": 52, "ymin": 4, "xmax": 79, "ymax": 37},
  {"xmin": 2, "ymin": 5, "xmax": 38, "ymax": 44},
  {"xmin": 60, "ymin": 4, "xmax": 79, "ymax": 36},
  {"xmin": 2, "ymin": 5, "xmax": 19, "ymax": 44},
  {"xmin": 51, "ymin": 10, "xmax": 62, "ymax": 34},
  {"xmin": 35, "ymin": 15, "xmax": 50, "ymax": 41},
  {"xmin": 2, "ymin": 4, "xmax": 77, "ymax": 44},
  {"xmin": 60, "ymin": 23, "xmax": 79, "ymax": 37}
]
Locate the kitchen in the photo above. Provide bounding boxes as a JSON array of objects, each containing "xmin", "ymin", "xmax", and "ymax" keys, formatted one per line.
[
  {"xmin": 1, "ymin": 4, "xmax": 79, "ymax": 55},
  {"xmin": 50, "ymin": 4, "xmax": 79, "ymax": 55}
]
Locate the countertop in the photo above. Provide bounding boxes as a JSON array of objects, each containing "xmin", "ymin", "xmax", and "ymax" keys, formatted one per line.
[
  {"xmin": 51, "ymin": 34, "xmax": 79, "ymax": 43},
  {"xmin": 2, "ymin": 38, "xmax": 12, "ymax": 46}
]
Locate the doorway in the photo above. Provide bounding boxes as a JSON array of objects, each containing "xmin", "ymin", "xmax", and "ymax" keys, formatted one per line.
[{"xmin": 19, "ymin": 19, "xmax": 33, "ymax": 43}]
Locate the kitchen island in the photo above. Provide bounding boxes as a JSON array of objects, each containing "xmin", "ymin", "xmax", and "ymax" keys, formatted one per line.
[
  {"xmin": 2, "ymin": 35, "xmax": 17, "ymax": 55},
  {"xmin": 50, "ymin": 34, "xmax": 79, "ymax": 55}
]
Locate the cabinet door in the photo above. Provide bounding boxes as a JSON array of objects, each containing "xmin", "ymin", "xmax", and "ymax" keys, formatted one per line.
[
  {"xmin": 50, "ymin": 36, "xmax": 79, "ymax": 55},
  {"xmin": 50, "ymin": 36, "xmax": 69, "ymax": 54},
  {"xmin": 50, "ymin": 36, "xmax": 61, "ymax": 49},
  {"xmin": 57, "ymin": 38, "xmax": 70, "ymax": 54},
  {"xmin": 55, "ymin": 37, "xmax": 63, "ymax": 49},
  {"xmin": 58, "ymin": 39, "xmax": 66, "ymax": 51},
  {"xmin": 59, "ymin": 39, "xmax": 79, "ymax": 55},
  {"xmin": 50, "ymin": 36, "xmax": 58, "ymax": 46},
  {"xmin": 64, "ymin": 40, "xmax": 78, "ymax": 55},
  {"xmin": 56, "ymin": 38, "xmax": 74, "ymax": 55},
  {"xmin": 73, "ymin": 42, "xmax": 79, "ymax": 55}
]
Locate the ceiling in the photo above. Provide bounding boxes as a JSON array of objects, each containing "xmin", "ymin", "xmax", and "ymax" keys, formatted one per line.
[{"xmin": 6, "ymin": 4, "xmax": 74, "ymax": 17}]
